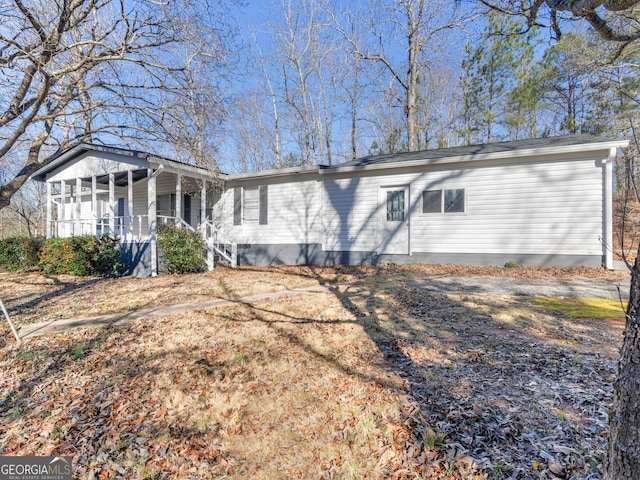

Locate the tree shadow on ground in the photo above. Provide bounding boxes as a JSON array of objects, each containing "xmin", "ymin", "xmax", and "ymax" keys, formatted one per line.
[
  {"xmin": 0, "ymin": 275, "xmax": 106, "ymax": 316},
  {"xmin": 0, "ymin": 266, "xmax": 621, "ymax": 479},
  {"xmin": 216, "ymin": 264, "xmax": 618, "ymax": 479}
]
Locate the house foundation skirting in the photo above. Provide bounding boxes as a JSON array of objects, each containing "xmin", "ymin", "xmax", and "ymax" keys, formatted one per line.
[
  {"xmin": 120, "ymin": 241, "xmax": 153, "ymax": 277},
  {"xmin": 235, "ymin": 243, "xmax": 603, "ymax": 268},
  {"xmin": 116, "ymin": 241, "xmax": 602, "ymax": 276}
]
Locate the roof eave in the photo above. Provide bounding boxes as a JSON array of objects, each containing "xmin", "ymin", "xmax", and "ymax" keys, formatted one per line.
[
  {"xmin": 30, "ymin": 143, "xmax": 150, "ymax": 182},
  {"xmin": 147, "ymin": 155, "xmax": 216, "ymax": 179},
  {"xmin": 321, "ymin": 139, "xmax": 629, "ymax": 174},
  {"xmin": 31, "ymin": 144, "xmax": 218, "ymax": 182},
  {"xmin": 226, "ymin": 165, "xmax": 319, "ymax": 181}
]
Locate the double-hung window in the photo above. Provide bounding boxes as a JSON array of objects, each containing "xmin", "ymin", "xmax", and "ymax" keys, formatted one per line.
[
  {"xmin": 234, "ymin": 185, "xmax": 268, "ymax": 225},
  {"xmin": 422, "ymin": 188, "xmax": 465, "ymax": 214},
  {"xmin": 243, "ymin": 186, "xmax": 259, "ymax": 224}
]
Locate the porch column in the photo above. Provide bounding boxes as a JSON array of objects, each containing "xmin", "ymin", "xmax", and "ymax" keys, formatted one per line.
[
  {"xmin": 60, "ymin": 180, "xmax": 66, "ymax": 237},
  {"xmin": 109, "ymin": 173, "xmax": 115, "ymax": 234},
  {"xmin": 148, "ymin": 168, "xmax": 158, "ymax": 276},
  {"xmin": 91, "ymin": 176, "xmax": 97, "ymax": 235},
  {"xmin": 128, "ymin": 170, "xmax": 134, "ymax": 240},
  {"xmin": 75, "ymin": 178, "xmax": 82, "ymax": 235},
  {"xmin": 200, "ymin": 180, "xmax": 207, "ymax": 225},
  {"xmin": 45, "ymin": 181, "xmax": 52, "ymax": 239},
  {"xmin": 175, "ymin": 174, "xmax": 182, "ymax": 224}
]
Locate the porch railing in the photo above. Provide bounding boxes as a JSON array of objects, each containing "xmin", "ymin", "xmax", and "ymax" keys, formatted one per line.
[
  {"xmin": 157, "ymin": 215, "xmax": 195, "ymax": 232},
  {"xmin": 49, "ymin": 215, "xmax": 237, "ymax": 269},
  {"xmin": 201, "ymin": 220, "xmax": 237, "ymax": 268},
  {"xmin": 51, "ymin": 215, "xmax": 148, "ymax": 242}
]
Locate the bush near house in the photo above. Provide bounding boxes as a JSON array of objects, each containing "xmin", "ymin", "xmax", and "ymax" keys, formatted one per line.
[
  {"xmin": 156, "ymin": 224, "xmax": 205, "ymax": 274},
  {"xmin": 38, "ymin": 234, "xmax": 121, "ymax": 276},
  {"xmin": 0, "ymin": 236, "xmax": 43, "ymax": 271}
]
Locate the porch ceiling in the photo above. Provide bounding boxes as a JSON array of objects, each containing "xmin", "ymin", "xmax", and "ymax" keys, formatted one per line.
[{"xmin": 93, "ymin": 169, "xmax": 147, "ymax": 186}]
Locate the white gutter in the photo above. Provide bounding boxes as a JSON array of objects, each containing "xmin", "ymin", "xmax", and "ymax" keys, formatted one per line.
[
  {"xmin": 148, "ymin": 163, "xmax": 164, "ymax": 178},
  {"xmin": 149, "ymin": 156, "xmax": 214, "ymax": 179},
  {"xmin": 225, "ymin": 165, "xmax": 319, "ymax": 181}
]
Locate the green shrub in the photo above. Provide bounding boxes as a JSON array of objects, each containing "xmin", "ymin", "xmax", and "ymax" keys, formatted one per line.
[
  {"xmin": 39, "ymin": 234, "xmax": 121, "ymax": 276},
  {"xmin": 39, "ymin": 238, "xmax": 89, "ymax": 275},
  {"xmin": 0, "ymin": 236, "xmax": 43, "ymax": 271},
  {"xmin": 84, "ymin": 234, "xmax": 122, "ymax": 277},
  {"xmin": 156, "ymin": 224, "xmax": 205, "ymax": 274}
]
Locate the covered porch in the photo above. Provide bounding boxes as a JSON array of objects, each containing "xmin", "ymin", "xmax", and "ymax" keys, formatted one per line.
[{"xmin": 31, "ymin": 144, "xmax": 235, "ymax": 275}]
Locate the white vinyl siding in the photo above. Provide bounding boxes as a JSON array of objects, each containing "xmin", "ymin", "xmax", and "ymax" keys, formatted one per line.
[
  {"xmin": 223, "ymin": 178, "xmax": 321, "ymax": 244},
  {"xmin": 322, "ymin": 176, "xmax": 382, "ymax": 251},
  {"xmin": 322, "ymin": 154, "xmax": 605, "ymax": 257},
  {"xmin": 41, "ymin": 141, "xmax": 615, "ymax": 269},
  {"xmin": 409, "ymin": 158, "xmax": 603, "ymax": 255},
  {"xmin": 46, "ymin": 152, "xmax": 148, "ymax": 183}
]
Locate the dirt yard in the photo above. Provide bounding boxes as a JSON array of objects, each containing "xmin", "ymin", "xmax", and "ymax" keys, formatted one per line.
[{"xmin": 0, "ymin": 265, "xmax": 631, "ymax": 479}]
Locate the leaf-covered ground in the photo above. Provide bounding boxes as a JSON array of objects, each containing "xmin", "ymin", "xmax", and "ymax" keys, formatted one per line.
[
  {"xmin": 0, "ymin": 266, "xmax": 628, "ymax": 479},
  {"xmin": 0, "ymin": 264, "xmax": 625, "ymax": 326}
]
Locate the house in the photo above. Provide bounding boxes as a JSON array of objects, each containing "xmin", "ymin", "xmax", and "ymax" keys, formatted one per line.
[{"xmin": 30, "ymin": 135, "xmax": 627, "ymax": 276}]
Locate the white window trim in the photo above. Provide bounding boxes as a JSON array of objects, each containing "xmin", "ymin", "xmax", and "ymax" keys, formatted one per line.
[
  {"xmin": 243, "ymin": 186, "xmax": 259, "ymax": 224},
  {"xmin": 421, "ymin": 187, "xmax": 467, "ymax": 215}
]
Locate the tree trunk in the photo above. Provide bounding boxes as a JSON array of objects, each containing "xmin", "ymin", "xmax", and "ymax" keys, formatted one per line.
[{"xmin": 605, "ymin": 245, "xmax": 640, "ymax": 478}]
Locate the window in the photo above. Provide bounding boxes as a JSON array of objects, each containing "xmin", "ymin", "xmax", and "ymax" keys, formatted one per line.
[
  {"xmin": 243, "ymin": 186, "xmax": 259, "ymax": 224},
  {"xmin": 422, "ymin": 189, "xmax": 465, "ymax": 214},
  {"xmin": 157, "ymin": 193, "xmax": 176, "ymax": 217},
  {"xmin": 386, "ymin": 190, "xmax": 405, "ymax": 221},
  {"xmin": 444, "ymin": 189, "xmax": 465, "ymax": 213},
  {"xmin": 234, "ymin": 185, "xmax": 268, "ymax": 225},
  {"xmin": 422, "ymin": 190, "xmax": 441, "ymax": 213}
]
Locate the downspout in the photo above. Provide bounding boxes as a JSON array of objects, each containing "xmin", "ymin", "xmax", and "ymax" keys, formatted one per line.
[
  {"xmin": 604, "ymin": 148, "xmax": 615, "ymax": 270},
  {"xmin": 149, "ymin": 163, "xmax": 165, "ymax": 179}
]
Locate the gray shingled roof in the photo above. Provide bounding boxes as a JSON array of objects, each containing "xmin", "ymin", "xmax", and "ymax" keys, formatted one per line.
[
  {"xmin": 331, "ymin": 134, "xmax": 618, "ymax": 169},
  {"xmin": 31, "ymin": 142, "xmax": 215, "ymax": 182}
]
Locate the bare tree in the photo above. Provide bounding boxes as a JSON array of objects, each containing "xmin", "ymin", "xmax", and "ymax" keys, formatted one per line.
[
  {"xmin": 336, "ymin": 0, "xmax": 475, "ymax": 152},
  {"xmin": 478, "ymin": 0, "xmax": 640, "ymax": 47},
  {"xmin": 268, "ymin": 0, "xmax": 342, "ymax": 166},
  {"xmin": 0, "ymin": 0, "xmax": 236, "ymax": 210},
  {"xmin": 7, "ymin": 182, "xmax": 46, "ymax": 238}
]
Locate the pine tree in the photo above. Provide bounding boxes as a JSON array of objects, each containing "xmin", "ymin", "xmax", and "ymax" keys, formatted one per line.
[{"xmin": 458, "ymin": 13, "xmax": 541, "ymax": 144}]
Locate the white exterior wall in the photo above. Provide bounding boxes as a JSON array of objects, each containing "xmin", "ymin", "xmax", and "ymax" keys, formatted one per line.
[
  {"xmin": 47, "ymin": 152, "xmax": 148, "ymax": 182},
  {"xmin": 221, "ymin": 178, "xmax": 322, "ymax": 244},
  {"xmin": 322, "ymin": 152, "xmax": 607, "ymax": 257},
  {"xmin": 322, "ymin": 175, "xmax": 389, "ymax": 251},
  {"xmin": 39, "ymin": 143, "xmax": 615, "ymax": 268},
  {"xmin": 56, "ymin": 191, "xmax": 94, "ymax": 236}
]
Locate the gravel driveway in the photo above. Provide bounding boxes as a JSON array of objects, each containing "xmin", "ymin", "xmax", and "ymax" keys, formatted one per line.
[{"xmin": 413, "ymin": 274, "xmax": 630, "ymax": 299}]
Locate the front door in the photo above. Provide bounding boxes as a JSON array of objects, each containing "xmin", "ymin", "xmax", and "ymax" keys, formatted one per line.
[
  {"xmin": 183, "ymin": 194, "xmax": 192, "ymax": 225},
  {"xmin": 378, "ymin": 186, "xmax": 409, "ymax": 254}
]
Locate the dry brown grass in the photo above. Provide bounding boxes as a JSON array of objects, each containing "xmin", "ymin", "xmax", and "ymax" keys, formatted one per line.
[
  {"xmin": 0, "ymin": 263, "xmax": 626, "ymax": 327},
  {"xmin": 0, "ymin": 265, "xmax": 627, "ymax": 479}
]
